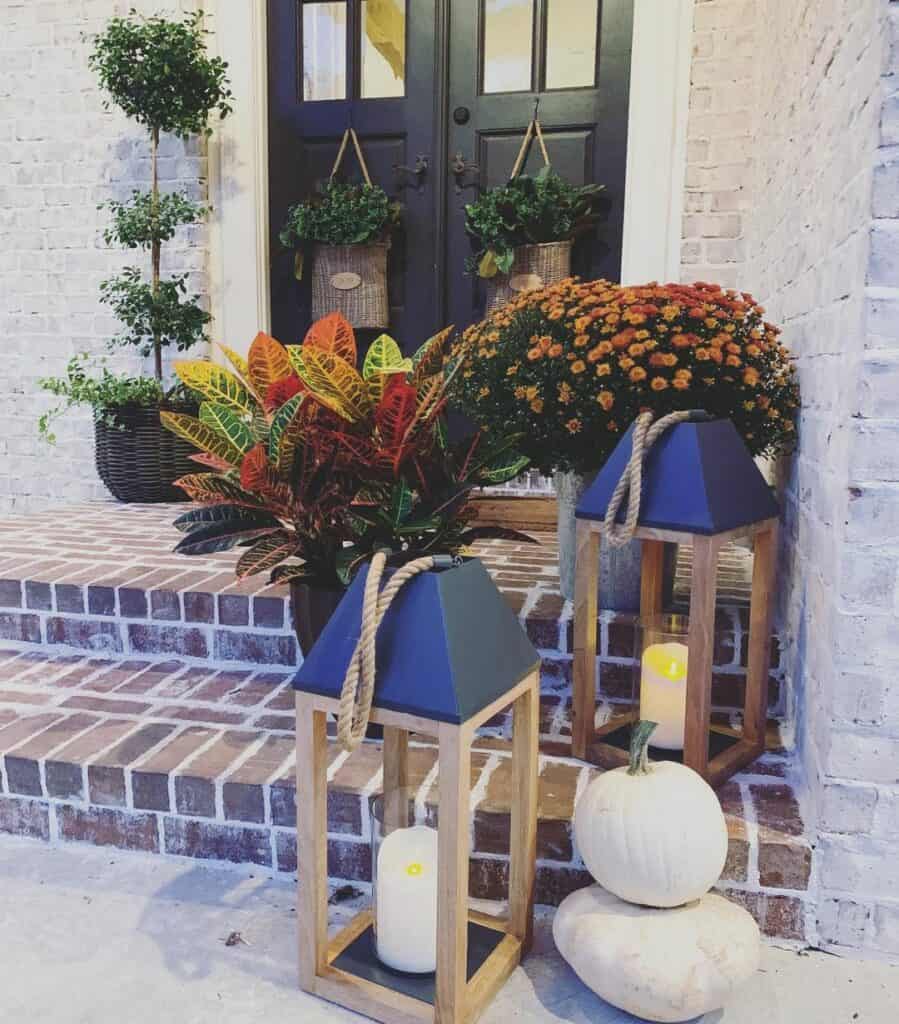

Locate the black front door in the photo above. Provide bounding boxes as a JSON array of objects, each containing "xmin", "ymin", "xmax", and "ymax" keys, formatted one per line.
[
  {"xmin": 267, "ymin": 0, "xmax": 440, "ymax": 347},
  {"xmin": 268, "ymin": 0, "xmax": 633, "ymax": 349},
  {"xmin": 444, "ymin": 0, "xmax": 633, "ymax": 333}
]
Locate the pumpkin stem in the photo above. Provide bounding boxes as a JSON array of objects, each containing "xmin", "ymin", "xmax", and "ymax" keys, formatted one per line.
[{"xmin": 628, "ymin": 720, "xmax": 658, "ymax": 775}]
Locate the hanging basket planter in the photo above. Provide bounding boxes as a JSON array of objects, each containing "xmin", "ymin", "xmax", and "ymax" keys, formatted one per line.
[
  {"xmin": 311, "ymin": 240, "xmax": 390, "ymax": 329},
  {"xmin": 484, "ymin": 239, "xmax": 572, "ymax": 314},
  {"xmin": 94, "ymin": 401, "xmax": 197, "ymax": 503}
]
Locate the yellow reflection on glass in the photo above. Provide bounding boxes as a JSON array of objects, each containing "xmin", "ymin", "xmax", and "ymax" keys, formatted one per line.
[
  {"xmin": 483, "ymin": 0, "xmax": 534, "ymax": 94},
  {"xmin": 362, "ymin": 0, "xmax": 406, "ymax": 98},
  {"xmin": 545, "ymin": 0, "xmax": 598, "ymax": 90},
  {"xmin": 303, "ymin": 2, "xmax": 347, "ymax": 102}
]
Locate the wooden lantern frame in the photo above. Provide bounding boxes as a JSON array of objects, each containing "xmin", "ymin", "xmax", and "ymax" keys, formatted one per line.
[
  {"xmin": 294, "ymin": 665, "xmax": 540, "ymax": 1024},
  {"xmin": 572, "ymin": 516, "xmax": 778, "ymax": 786}
]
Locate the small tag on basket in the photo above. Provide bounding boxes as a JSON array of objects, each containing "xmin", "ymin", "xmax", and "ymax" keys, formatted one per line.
[
  {"xmin": 509, "ymin": 272, "xmax": 543, "ymax": 293},
  {"xmin": 330, "ymin": 271, "xmax": 362, "ymax": 291}
]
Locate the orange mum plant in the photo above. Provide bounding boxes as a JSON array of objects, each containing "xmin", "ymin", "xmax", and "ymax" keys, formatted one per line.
[
  {"xmin": 161, "ymin": 313, "xmax": 532, "ymax": 589},
  {"xmin": 451, "ymin": 278, "xmax": 800, "ymax": 475}
]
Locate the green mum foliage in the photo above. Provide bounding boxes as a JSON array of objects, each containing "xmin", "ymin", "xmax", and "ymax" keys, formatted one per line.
[
  {"xmin": 102, "ymin": 190, "xmax": 208, "ymax": 249},
  {"xmin": 88, "ymin": 9, "xmax": 233, "ymax": 138}
]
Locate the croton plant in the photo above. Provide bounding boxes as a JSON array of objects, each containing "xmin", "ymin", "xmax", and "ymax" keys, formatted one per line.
[{"xmin": 161, "ymin": 313, "xmax": 532, "ymax": 589}]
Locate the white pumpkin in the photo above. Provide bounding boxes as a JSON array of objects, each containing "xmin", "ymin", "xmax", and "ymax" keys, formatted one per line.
[
  {"xmin": 553, "ymin": 884, "xmax": 760, "ymax": 1023},
  {"xmin": 574, "ymin": 721, "xmax": 728, "ymax": 907}
]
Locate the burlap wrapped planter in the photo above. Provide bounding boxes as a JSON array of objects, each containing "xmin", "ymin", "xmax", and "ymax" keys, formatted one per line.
[
  {"xmin": 311, "ymin": 241, "xmax": 390, "ymax": 329},
  {"xmin": 94, "ymin": 402, "xmax": 197, "ymax": 503},
  {"xmin": 484, "ymin": 239, "xmax": 572, "ymax": 314}
]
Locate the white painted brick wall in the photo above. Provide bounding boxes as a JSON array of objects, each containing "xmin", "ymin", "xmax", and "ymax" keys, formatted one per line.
[
  {"xmin": 684, "ymin": 0, "xmax": 899, "ymax": 957},
  {"xmin": 0, "ymin": 0, "xmax": 211, "ymax": 513}
]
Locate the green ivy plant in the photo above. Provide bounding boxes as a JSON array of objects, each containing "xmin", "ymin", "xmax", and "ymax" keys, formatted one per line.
[
  {"xmin": 280, "ymin": 182, "xmax": 401, "ymax": 251},
  {"xmin": 39, "ymin": 355, "xmax": 167, "ymax": 443},
  {"xmin": 464, "ymin": 166, "xmax": 604, "ymax": 278}
]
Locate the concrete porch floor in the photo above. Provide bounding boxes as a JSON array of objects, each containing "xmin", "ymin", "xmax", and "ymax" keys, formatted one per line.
[{"xmin": 1, "ymin": 835, "xmax": 895, "ymax": 1024}]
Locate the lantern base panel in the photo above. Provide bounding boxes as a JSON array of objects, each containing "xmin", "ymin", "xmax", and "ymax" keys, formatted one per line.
[{"xmin": 331, "ymin": 919, "xmax": 505, "ymax": 1005}]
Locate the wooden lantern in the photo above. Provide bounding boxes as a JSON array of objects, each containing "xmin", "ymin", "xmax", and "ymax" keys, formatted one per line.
[
  {"xmin": 572, "ymin": 416, "xmax": 779, "ymax": 787},
  {"xmin": 293, "ymin": 558, "xmax": 541, "ymax": 1024}
]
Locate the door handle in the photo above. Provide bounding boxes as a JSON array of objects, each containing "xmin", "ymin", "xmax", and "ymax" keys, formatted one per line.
[
  {"xmin": 393, "ymin": 154, "xmax": 429, "ymax": 192},
  {"xmin": 451, "ymin": 151, "xmax": 480, "ymax": 193}
]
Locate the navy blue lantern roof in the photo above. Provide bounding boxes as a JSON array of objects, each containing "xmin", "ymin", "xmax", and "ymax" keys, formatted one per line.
[
  {"xmin": 576, "ymin": 415, "xmax": 779, "ymax": 535},
  {"xmin": 293, "ymin": 558, "xmax": 539, "ymax": 724}
]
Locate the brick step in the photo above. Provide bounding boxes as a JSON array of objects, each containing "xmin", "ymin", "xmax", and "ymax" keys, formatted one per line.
[
  {"xmin": 0, "ymin": 647, "xmax": 812, "ymax": 942},
  {"xmin": 0, "ymin": 503, "xmax": 784, "ymax": 716}
]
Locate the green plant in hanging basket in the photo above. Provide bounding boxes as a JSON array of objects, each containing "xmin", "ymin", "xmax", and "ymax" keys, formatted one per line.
[
  {"xmin": 465, "ymin": 166, "xmax": 604, "ymax": 278},
  {"xmin": 280, "ymin": 182, "xmax": 402, "ymax": 249}
]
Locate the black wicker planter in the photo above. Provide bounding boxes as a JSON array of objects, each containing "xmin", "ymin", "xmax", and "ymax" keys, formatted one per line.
[{"xmin": 94, "ymin": 401, "xmax": 198, "ymax": 503}]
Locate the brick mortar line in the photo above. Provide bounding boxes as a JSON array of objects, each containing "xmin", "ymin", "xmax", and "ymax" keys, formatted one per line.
[{"xmin": 738, "ymin": 778, "xmax": 762, "ymax": 892}]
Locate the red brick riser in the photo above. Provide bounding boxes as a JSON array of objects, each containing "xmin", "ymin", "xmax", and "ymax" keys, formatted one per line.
[{"xmin": 0, "ymin": 505, "xmax": 808, "ymax": 941}]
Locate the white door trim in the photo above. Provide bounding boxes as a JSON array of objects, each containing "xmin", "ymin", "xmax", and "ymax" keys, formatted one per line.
[
  {"xmin": 207, "ymin": 0, "xmax": 271, "ymax": 357},
  {"xmin": 208, "ymin": 0, "xmax": 694, "ymax": 350},
  {"xmin": 621, "ymin": 0, "xmax": 695, "ymax": 285}
]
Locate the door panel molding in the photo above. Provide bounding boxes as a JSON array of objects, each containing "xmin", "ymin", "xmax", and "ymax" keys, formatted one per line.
[{"xmin": 210, "ymin": 0, "xmax": 694, "ymax": 354}]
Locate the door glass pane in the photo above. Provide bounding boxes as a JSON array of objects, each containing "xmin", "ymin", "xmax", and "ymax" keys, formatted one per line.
[
  {"xmin": 545, "ymin": 0, "xmax": 598, "ymax": 89},
  {"xmin": 482, "ymin": 0, "xmax": 534, "ymax": 94},
  {"xmin": 361, "ymin": 0, "xmax": 406, "ymax": 98},
  {"xmin": 303, "ymin": 1, "xmax": 347, "ymax": 101}
]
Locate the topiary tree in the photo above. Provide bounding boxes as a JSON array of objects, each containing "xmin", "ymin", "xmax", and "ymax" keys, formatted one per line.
[{"xmin": 88, "ymin": 9, "xmax": 232, "ymax": 380}]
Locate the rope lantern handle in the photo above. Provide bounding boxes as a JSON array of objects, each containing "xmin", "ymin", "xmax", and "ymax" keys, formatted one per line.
[
  {"xmin": 602, "ymin": 409, "xmax": 697, "ymax": 548},
  {"xmin": 336, "ymin": 551, "xmax": 459, "ymax": 751}
]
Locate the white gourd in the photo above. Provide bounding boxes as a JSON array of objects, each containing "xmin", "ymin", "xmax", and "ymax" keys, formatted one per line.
[
  {"xmin": 553, "ymin": 884, "xmax": 760, "ymax": 1023},
  {"xmin": 574, "ymin": 721, "xmax": 728, "ymax": 908}
]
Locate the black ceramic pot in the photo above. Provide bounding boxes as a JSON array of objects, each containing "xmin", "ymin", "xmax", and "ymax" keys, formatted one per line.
[{"xmin": 290, "ymin": 580, "xmax": 382, "ymax": 740}]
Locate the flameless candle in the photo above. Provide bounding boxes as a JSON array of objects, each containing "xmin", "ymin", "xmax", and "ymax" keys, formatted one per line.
[
  {"xmin": 639, "ymin": 641, "xmax": 688, "ymax": 749},
  {"xmin": 375, "ymin": 824, "xmax": 438, "ymax": 973}
]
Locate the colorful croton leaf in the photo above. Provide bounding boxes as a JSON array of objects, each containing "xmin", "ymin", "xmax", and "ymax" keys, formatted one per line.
[{"xmin": 163, "ymin": 312, "xmax": 536, "ymax": 589}]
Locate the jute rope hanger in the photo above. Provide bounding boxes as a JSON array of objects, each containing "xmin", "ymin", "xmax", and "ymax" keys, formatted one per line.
[
  {"xmin": 509, "ymin": 117, "xmax": 551, "ymax": 180},
  {"xmin": 602, "ymin": 409, "xmax": 694, "ymax": 548},
  {"xmin": 336, "ymin": 550, "xmax": 458, "ymax": 751},
  {"xmin": 330, "ymin": 126, "xmax": 374, "ymax": 187}
]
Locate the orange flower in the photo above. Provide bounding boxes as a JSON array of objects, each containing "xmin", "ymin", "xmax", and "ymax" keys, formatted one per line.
[
  {"xmin": 628, "ymin": 342, "xmax": 646, "ymax": 357},
  {"xmin": 571, "ymin": 360, "xmax": 586, "ymax": 375},
  {"xmin": 478, "ymin": 386, "xmax": 490, "ymax": 398},
  {"xmin": 596, "ymin": 390, "xmax": 614, "ymax": 411},
  {"xmin": 527, "ymin": 347, "xmax": 543, "ymax": 361},
  {"xmin": 558, "ymin": 382, "xmax": 573, "ymax": 404},
  {"xmin": 611, "ymin": 328, "xmax": 636, "ymax": 350},
  {"xmin": 743, "ymin": 367, "xmax": 759, "ymax": 386},
  {"xmin": 672, "ymin": 377, "xmax": 690, "ymax": 390},
  {"xmin": 629, "ymin": 366, "xmax": 647, "ymax": 382},
  {"xmin": 530, "ymin": 398, "xmax": 544, "ymax": 413},
  {"xmin": 565, "ymin": 418, "xmax": 582, "ymax": 434},
  {"xmin": 514, "ymin": 386, "xmax": 526, "ymax": 399},
  {"xmin": 618, "ymin": 356, "xmax": 635, "ymax": 371},
  {"xmin": 548, "ymin": 343, "xmax": 563, "ymax": 358},
  {"xmin": 661, "ymin": 304, "xmax": 680, "ymax": 320},
  {"xmin": 695, "ymin": 347, "xmax": 711, "ymax": 361},
  {"xmin": 539, "ymin": 335, "xmax": 554, "ymax": 352},
  {"xmin": 649, "ymin": 352, "xmax": 667, "ymax": 367},
  {"xmin": 746, "ymin": 344, "xmax": 761, "ymax": 357},
  {"xmin": 725, "ymin": 354, "xmax": 742, "ymax": 367},
  {"xmin": 574, "ymin": 316, "xmax": 591, "ymax": 332},
  {"xmin": 595, "ymin": 363, "xmax": 611, "ymax": 377},
  {"xmin": 525, "ymin": 386, "xmax": 539, "ymax": 401},
  {"xmin": 587, "ymin": 346, "xmax": 604, "ymax": 363},
  {"xmin": 674, "ymin": 368, "xmax": 692, "ymax": 381},
  {"xmin": 506, "ymin": 364, "xmax": 519, "ymax": 376},
  {"xmin": 574, "ymin": 333, "xmax": 590, "ymax": 348}
]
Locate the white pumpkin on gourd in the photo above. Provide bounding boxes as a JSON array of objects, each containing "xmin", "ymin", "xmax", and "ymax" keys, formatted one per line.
[{"xmin": 574, "ymin": 721, "xmax": 728, "ymax": 907}]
